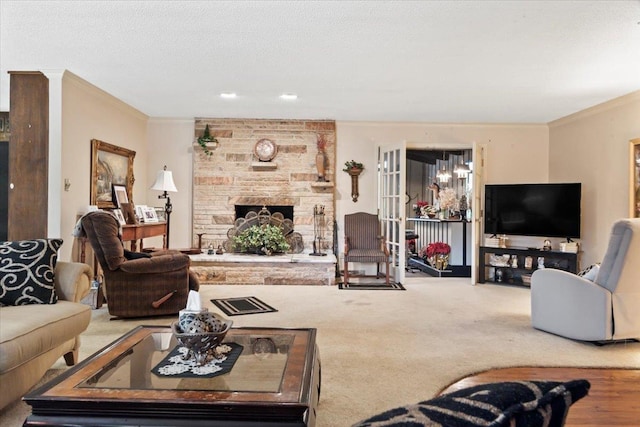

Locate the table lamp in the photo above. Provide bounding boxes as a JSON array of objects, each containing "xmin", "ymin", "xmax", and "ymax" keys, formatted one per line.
[{"xmin": 151, "ymin": 165, "xmax": 177, "ymax": 248}]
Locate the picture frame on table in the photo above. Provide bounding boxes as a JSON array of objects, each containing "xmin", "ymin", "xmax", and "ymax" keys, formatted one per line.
[
  {"xmin": 120, "ymin": 202, "xmax": 138, "ymax": 224},
  {"xmin": 90, "ymin": 139, "xmax": 136, "ymax": 209},
  {"xmin": 142, "ymin": 206, "xmax": 158, "ymax": 223},
  {"xmin": 112, "ymin": 209, "xmax": 126, "ymax": 226},
  {"xmin": 112, "ymin": 184, "xmax": 129, "ymax": 208},
  {"xmin": 135, "ymin": 205, "xmax": 147, "ymax": 222},
  {"xmin": 154, "ymin": 207, "xmax": 166, "ymax": 221},
  {"xmin": 631, "ymin": 138, "xmax": 640, "ymax": 218},
  {"xmin": 0, "ymin": 118, "xmax": 4, "ymax": 132}
]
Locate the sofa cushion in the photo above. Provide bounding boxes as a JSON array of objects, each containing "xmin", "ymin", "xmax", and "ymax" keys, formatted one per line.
[
  {"xmin": 351, "ymin": 379, "xmax": 590, "ymax": 427},
  {"xmin": 0, "ymin": 300, "xmax": 91, "ymax": 374},
  {"xmin": 0, "ymin": 239, "xmax": 63, "ymax": 306}
]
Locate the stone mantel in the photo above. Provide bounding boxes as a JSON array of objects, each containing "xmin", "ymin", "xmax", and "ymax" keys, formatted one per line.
[{"xmin": 190, "ymin": 252, "xmax": 337, "ymax": 286}]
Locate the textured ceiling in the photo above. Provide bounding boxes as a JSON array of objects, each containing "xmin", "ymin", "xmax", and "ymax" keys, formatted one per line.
[{"xmin": 1, "ymin": 1, "xmax": 639, "ymax": 123}]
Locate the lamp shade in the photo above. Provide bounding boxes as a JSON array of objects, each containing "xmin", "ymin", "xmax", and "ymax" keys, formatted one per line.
[{"xmin": 151, "ymin": 167, "xmax": 178, "ymax": 192}]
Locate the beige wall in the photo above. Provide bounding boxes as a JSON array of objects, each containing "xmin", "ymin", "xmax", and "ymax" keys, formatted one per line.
[
  {"xmin": 53, "ymin": 71, "xmax": 638, "ymax": 275},
  {"xmin": 146, "ymin": 118, "xmax": 195, "ymax": 249},
  {"xmin": 335, "ymin": 122, "xmax": 549, "ymax": 249},
  {"xmin": 59, "ymin": 71, "xmax": 148, "ymax": 261},
  {"xmin": 548, "ymin": 91, "xmax": 640, "ymax": 266}
]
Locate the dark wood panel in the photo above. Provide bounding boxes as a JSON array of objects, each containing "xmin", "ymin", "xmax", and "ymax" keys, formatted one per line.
[
  {"xmin": 8, "ymin": 71, "xmax": 49, "ymax": 240},
  {"xmin": 440, "ymin": 367, "xmax": 640, "ymax": 427}
]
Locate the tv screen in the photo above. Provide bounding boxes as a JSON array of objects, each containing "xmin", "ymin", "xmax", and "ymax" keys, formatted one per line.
[{"xmin": 484, "ymin": 183, "xmax": 581, "ymax": 238}]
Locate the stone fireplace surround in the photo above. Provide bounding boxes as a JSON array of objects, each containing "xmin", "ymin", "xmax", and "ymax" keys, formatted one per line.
[{"xmin": 190, "ymin": 119, "xmax": 337, "ymax": 285}]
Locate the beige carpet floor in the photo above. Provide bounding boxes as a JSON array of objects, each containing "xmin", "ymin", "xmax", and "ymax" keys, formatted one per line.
[{"xmin": 2, "ymin": 275, "xmax": 639, "ymax": 426}]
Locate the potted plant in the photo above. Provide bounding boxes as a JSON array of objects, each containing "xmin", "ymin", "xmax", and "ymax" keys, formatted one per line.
[
  {"xmin": 232, "ymin": 224, "xmax": 290, "ymax": 255},
  {"xmin": 342, "ymin": 160, "xmax": 364, "ymax": 173},
  {"xmin": 197, "ymin": 124, "xmax": 218, "ymax": 157},
  {"xmin": 420, "ymin": 242, "xmax": 451, "ymax": 270}
]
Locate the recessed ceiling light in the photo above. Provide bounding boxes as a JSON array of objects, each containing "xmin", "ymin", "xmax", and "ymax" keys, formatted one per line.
[
  {"xmin": 279, "ymin": 93, "xmax": 298, "ymax": 100},
  {"xmin": 220, "ymin": 92, "xmax": 237, "ymax": 99}
]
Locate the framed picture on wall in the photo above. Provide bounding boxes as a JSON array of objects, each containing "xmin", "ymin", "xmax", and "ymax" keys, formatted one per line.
[
  {"xmin": 631, "ymin": 138, "xmax": 640, "ymax": 218},
  {"xmin": 90, "ymin": 139, "xmax": 136, "ymax": 209}
]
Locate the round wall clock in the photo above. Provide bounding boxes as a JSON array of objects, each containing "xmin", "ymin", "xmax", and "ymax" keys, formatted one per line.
[{"xmin": 254, "ymin": 138, "xmax": 277, "ymax": 162}]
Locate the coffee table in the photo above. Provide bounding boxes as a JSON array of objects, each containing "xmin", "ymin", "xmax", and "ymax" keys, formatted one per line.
[{"xmin": 24, "ymin": 326, "xmax": 321, "ymax": 426}]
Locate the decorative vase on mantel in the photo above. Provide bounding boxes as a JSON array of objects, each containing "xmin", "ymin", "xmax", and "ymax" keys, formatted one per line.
[
  {"xmin": 315, "ymin": 133, "xmax": 329, "ymax": 182},
  {"xmin": 316, "ymin": 151, "xmax": 327, "ymax": 182}
]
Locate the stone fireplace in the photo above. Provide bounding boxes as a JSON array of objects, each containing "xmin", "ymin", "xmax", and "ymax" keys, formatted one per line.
[
  {"xmin": 192, "ymin": 119, "xmax": 336, "ymax": 255},
  {"xmin": 234, "ymin": 205, "xmax": 294, "ymax": 222}
]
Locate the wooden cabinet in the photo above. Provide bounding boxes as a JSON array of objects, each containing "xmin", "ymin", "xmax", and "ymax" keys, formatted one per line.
[
  {"xmin": 479, "ymin": 246, "xmax": 578, "ymax": 286},
  {"xmin": 8, "ymin": 72, "xmax": 49, "ymax": 240}
]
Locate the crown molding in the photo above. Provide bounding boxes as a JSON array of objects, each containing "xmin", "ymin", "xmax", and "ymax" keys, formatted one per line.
[{"xmin": 548, "ymin": 91, "xmax": 640, "ymax": 128}]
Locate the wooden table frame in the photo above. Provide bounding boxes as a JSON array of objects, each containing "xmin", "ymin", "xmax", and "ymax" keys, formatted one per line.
[{"xmin": 24, "ymin": 326, "xmax": 321, "ymax": 427}]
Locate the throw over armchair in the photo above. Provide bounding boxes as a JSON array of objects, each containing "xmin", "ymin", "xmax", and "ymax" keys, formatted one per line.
[
  {"xmin": 344, "ymin": 212, "xmax": 390, "ymax": 285},
  {"xmin": 531, "ymin": 218, "xmax": 640, "ymax": 341},
  {"xmin": 80, "ymin": 211, "xmax": 198, "ymax": 318}
]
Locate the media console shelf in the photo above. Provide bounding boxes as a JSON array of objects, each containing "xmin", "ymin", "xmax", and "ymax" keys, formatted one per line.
[{"xmin": 479, "ymin": 246, "xmax": 578, "ymax": 286}]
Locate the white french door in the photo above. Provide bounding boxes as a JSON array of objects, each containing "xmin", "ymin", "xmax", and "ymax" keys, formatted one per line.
[
  {"xmin": 377, "ymin": 142, "xmax": 407, "ymax": 284},
  {"xmin": 471, "ymin": 142, "xmax": 486, "ymax": 284}
]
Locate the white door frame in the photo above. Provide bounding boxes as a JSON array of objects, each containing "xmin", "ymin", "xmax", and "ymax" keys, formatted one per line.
[
  {"xmin": 405, "ymin": 142, "xmax": 484, "ymax": 284},
  {"xmin": 377, "ymin": 142, "xmax": 407, "ymax": 284}
]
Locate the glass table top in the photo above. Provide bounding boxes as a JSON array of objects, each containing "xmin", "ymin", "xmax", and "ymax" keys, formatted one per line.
[{"xmin": 78, "ymin": 329, "xmax": 294, "ymax": 393}]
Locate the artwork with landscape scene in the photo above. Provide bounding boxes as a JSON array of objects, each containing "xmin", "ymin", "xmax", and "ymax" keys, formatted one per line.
[{"xmin": 90, "ymin": 139, "xmax": 136, "ymax": 209}]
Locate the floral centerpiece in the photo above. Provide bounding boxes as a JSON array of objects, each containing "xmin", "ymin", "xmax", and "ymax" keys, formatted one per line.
[
  {"xmin": 419, "ymin": 241, "xmax": 451, "ymax": 270},
  {"xmin": 438, "ymin": 188, "xmax": 459, "ymax": 218},
  {"xmin": 232, "ymin": 224, "xmax": 290, "ymax": 255}
]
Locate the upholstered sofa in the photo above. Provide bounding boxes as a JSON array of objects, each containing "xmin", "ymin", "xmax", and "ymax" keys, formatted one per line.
[{"xmin": 0, "ymin": 240, "xmax": 92, "ymax": 411}]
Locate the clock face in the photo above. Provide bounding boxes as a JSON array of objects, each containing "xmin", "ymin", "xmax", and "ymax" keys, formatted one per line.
[{"xmin": 254, "ymin": 138, "xmax": 277, "ymax": 162}]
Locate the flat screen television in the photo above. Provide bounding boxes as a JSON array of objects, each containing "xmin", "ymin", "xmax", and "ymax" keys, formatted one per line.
[{"xmin": 484, "ymin": 183, "xmax": 581, "ymax": 238}]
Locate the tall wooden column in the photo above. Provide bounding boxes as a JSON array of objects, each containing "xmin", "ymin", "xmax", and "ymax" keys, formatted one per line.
[{"xmin": 8, "ymin": 71, "xmax": 49, "ymax": 240}]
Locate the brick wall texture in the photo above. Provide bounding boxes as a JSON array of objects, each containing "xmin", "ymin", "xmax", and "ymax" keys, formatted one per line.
[{"xmin": 193, "ymin": 119, "xmax": 336, "ymax": 253}]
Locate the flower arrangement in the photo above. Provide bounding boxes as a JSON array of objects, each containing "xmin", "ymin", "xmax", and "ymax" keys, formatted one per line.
[
  {"xmin": 438, "ymin": 188, "xmax": 459, "ymax": 211},
  {"xmin": 423, "ymin": 242, "xmax": 451, "ymax": 257},
  {"xmin": 343, "ymin": 160, "xmax": 364, "ymax": 171},
  {"xmin": 420, "ymin": 241, "xmax": 451, "ymax": 270},
  {"xmin": 232, "ymin": 224, "xmax": 290, "ymax": 255},
  {"xmin": 317, "ymin": 134, "xmax": 327, "ymax": 152}
]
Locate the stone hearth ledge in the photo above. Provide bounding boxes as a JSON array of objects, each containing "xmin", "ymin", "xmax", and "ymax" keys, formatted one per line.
[{"xmin": 189, "ymin": 252, "xmax": 337, "ymax": 286}]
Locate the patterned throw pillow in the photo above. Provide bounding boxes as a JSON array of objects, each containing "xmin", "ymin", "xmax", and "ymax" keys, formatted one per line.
[
  {"xmin": 577, "ymin": 263, "xmax": 600, "ymax": 281},
  {"xmin": 0, "ymin": 239, "xmax": 63, "ymax": 306},
  {"xmin": 352, "ymin": 379, "xmax": 590, "ymax": 427}
]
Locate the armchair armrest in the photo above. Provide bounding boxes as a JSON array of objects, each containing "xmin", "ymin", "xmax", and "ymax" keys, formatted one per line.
[
  {"xmin": 119, "ymin": 253, "xmax": 190, "ymax": 274},
  {"xmin": 344, "ymin": 237, "xmax": 350, "ymax": 254},
  {"xmin": 531, "ymin": 269, "xmax": 612, "ymax": 340},
  {"xmin": 54, "ymin": 261, "xmax": 92, "ymax": 303}
]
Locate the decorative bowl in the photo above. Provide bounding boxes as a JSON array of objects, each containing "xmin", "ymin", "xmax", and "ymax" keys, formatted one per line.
[{"xmin": 171, "ymin": 311, "xmax": 233, "ymax": 366}]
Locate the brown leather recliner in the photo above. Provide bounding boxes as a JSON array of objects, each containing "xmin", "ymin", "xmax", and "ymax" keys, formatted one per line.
[{"xmin": 80, "ymin": 211, "xmax": 198, "ymax": 318}]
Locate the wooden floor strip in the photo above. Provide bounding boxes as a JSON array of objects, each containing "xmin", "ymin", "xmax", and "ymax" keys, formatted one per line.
[{"xmin": 439, "ymin": 367, "xmax": 640, "ymax": 427}]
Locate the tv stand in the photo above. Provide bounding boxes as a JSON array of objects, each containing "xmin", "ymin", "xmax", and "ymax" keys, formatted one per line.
[{"xmin": 479, "ymin": 246, "xmax": 578, "ymax": 286}]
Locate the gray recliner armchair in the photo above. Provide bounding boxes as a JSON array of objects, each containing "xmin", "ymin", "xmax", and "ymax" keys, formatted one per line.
[{"xmin": 531, "ymin": 218, "xmax": 640, "ymax": 341}]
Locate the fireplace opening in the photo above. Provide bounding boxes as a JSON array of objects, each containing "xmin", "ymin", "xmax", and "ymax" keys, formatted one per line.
[{"xmin": 235, "ymin": 205, "xmax": 294, "ymax": 221}]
